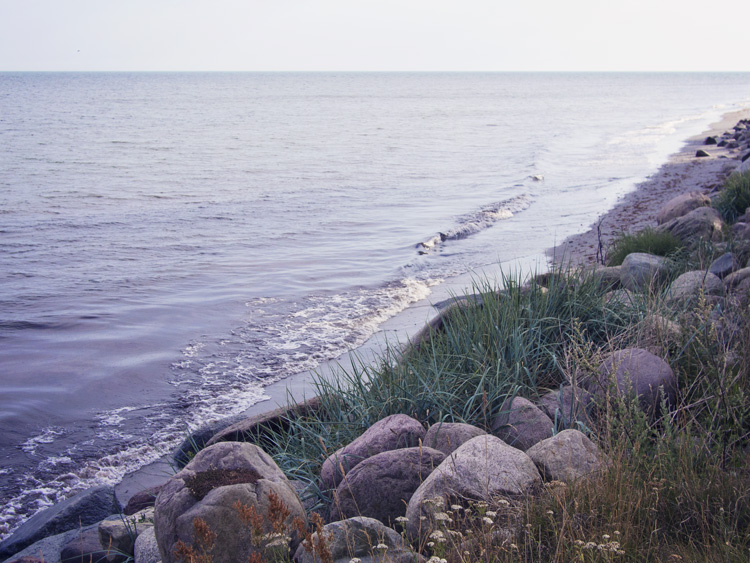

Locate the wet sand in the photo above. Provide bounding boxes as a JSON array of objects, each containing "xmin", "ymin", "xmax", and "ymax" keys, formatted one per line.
[{"xmin": 549, "ymin": 109, "xmax": 750, "ymax": 266}]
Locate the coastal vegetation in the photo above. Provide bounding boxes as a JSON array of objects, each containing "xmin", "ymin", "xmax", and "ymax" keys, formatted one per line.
[{"xmin": 603, "ymin": 227, "xmax": 682, "ymax": 266}]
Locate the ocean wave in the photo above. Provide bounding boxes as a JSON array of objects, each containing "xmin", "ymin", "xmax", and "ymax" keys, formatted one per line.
[{"xmin": 417, "ymin": 194, "xmax": 532, "ymax": 253}]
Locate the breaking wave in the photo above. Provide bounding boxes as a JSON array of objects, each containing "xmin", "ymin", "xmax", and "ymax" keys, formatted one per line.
[{"xmin": 417, "ymin": 194, "xmax": 532, "ymax": 252}]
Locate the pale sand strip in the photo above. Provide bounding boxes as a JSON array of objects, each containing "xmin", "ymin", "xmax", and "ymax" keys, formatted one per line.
[{"xmin": 549, "ymin": 109, "xmax": 750, "ymax": 266}]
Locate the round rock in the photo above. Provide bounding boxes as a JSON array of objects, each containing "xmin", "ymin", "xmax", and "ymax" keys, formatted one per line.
[
  {"xmin": 423, "ymin": 422, "xmax": 486, "ymax": 455},
  {"xmin": 405, "ymin": 435, "xmax": 541, "ymax": 540},
  {"xmin": 330, "ymin": 446, "xmax": 445, "ymax": 525},
  {"xmin": 320, "ymin": 414, "xmax": 425, "ymax": 491},
  {"xmin": 526, "ymin": 429, "xmax": 606, "ymax": 483}
]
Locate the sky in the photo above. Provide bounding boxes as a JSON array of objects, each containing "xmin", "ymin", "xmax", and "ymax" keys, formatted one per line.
[{"xmin": 1, "ymin": 0, "xmax": 748, "ymax": 72}]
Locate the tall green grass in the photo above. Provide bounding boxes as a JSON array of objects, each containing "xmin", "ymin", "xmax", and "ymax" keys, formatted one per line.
[
  {"xmin": 714, "ymin": 171, "xmax": 750, "ymax": 223},
  {"xmin": 605, "ymin": 227, "xmax": 683, "ymax": 266},
  {"xmin": 253, "ymin": 265, "xmax": 644, "ymax": 511}
]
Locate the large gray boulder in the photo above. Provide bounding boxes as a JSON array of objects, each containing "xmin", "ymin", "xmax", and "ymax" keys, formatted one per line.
[
  {"xmin": 656, "ymin": 191, "xmax": 711, "ymax": 225},
  {"xmin": 526, "ymin": 430, "xmax": 606, "ymax": 483},
  {"xmin": 405, "ymin": 435, "xmax": 541, "ymax": 540},
  {"xmin": 724, "ymin": 267, "xmax": 750, "ymax": 290},
  {"xmin": 154, "ymin": 442, "xmax": 306, "ymax": 563},
  {"xmin": 59, "ymin": 527, "xmax": 110, "ymax": 563},
  {"xmin": 3, "ymin": 524, "xmax": 100, "ymax": 563},
  {"xmin": 591, "ymin": 265, "xmax": 622, "ymax": 290},
  {"xmin": 669, "ymin": 270, "xmax": 725, "ymax": 302},
  {"xmin": 709, "ymin": 253, "xmax": 740, "ymax": 279},
  {"xmin": 491, "ymin": 397, "xmax": 554, "ymax": 451},
  {"xmin": 423, "ymin": 422, "xmax": 487, "ymax": 455},
  {"xmin": 294, "ymin": 517, "xmax": 418, "ymax": 563},
  {"xmin": 657, "ymin": 206, "xmax": 724, "ymax": 244},
  {"xmin": 0, "ymin": 486, "xmax": 119, "ymax": 561},
  {"xmin": 134, "ymin": 527, "xmax": 161, "ymax": 563},
  {"xmin": 537, "ymin": 386, "xmax": 592, "ymax": 429},
  {"xmin": 330, "ymin": 447, "xmax": 445, "ymax": 525},
  {"xmin": 98, "ymin": 508, "xmax": 154, "ymax": 562},
  {"xmin": 591, "ymin": 348, "xmax": 675, "ymax": 416},
  {"xmin": 320, "ymin": 414, "xmax": 425, "ymax": 491},
  {"xmin": 620, "ymin": 253, "xmax": 670, "ymax": 292}
]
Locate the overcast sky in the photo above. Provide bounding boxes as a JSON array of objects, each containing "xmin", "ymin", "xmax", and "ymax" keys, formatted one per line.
[{"xmin": 1, "ymin": 0, "xmax": 748, "ymax": 72}]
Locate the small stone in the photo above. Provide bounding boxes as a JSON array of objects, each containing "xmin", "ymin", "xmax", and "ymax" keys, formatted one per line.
[{"xmin": 695, "ymin": 149, "xmax": 710, "ymax": 157}]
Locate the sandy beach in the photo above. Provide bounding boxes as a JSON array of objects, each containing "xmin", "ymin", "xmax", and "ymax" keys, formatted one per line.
[{"xmin": 549, "ymin": 109, "xmax": 750, "ymax": 266}]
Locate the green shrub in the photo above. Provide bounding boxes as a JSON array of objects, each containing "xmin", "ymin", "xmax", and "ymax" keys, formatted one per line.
[
  {"xmin": 714, "ymin": 171, "xmax": 750, "ymax": 223},
  {"xmin": 605, "ymin": 227, "xmax": 683, "ymax": 266}
]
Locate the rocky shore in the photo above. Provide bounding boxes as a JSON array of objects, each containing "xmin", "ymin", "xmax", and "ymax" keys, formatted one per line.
[{"xmin": 3, "ymin": 112, "xmax": 750, "ymax": 563}]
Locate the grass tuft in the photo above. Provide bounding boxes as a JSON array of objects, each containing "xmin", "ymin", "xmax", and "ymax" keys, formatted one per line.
[
  {"xmin": 714, "ymin": 171, "xmax": 750, "ymax": 223},
  {"xmin": 605, "ymin": 227, "xmax": 683, "ymax": 266}
]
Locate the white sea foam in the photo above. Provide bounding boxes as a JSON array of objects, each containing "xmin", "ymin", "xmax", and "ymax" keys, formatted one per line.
[{"xmin": 417, "ymin": 195, "xmax": 532, "ymax": 252}]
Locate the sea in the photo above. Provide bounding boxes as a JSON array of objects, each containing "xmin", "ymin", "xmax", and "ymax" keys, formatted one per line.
[{"xmin": 1, "ymin": 72, "xmax": 750, "ymax": 540}]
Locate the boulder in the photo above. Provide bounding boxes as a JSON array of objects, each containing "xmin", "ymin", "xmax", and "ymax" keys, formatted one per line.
[
  {"xmin": 592, "ymin": 348, "xmax": 675, "ymax": 416},
  {"xmin": 133, "ymin": 526, "xmax": 161, "ymax": 563},
  {"xmin": 669, "ymin": 270, "xmax": 725, "ymax": 302},
  {"xmin": 0, "ymin": 486, "xmax": 119, "ymax": 561},
  {"xmin": 491, "ymin": 397, "xmax": 554, "ymax": 451},
  {"xmin": 591, "ymin": 265, "xmax": 622, "ymax": 290},
  {"xmin": 709, "ymin": 253, "xmax": 739, "ymax": 279},
  {"xmin": 172, "ymin": 414, "xmax": 246, "ymax": 468},
  {"xmin": 294, "ymin": 517, "xmax": 418, "ymax": 563},
  {"xmin": 423, "ymin": 422, "xmax": 486, "ymax": 455},
  {"xmin": 656, "ymin": 192, "xmax": 711, "ymax": 225},
  {"xmin": 205, "ymin": 397, "xmax": 323, "ymax": 447},
  {"xmin": 704, "ymin": 136, "xmax": 718, "ymax": 145},
  {"xmin": 154, "ymin": 442, "xmax": 306, "ymax": 563},
  {"xmin": 330, "ymin": 447, "xmax": 445, "ymax": 524},
  {"xmin": 696, "ymin": 149, "xmax": 710, "ymax": 157},
  {"xmin": 320, "ymin": 414, "xmax": 425, "ymax": 491},
  {"xmin": 657, "ymin": 207, "xmax": 724, "ymax": 244},
  {"xmin": 3, "ymin": 525, "xmax": 100, "ymax": 563},
  {"xmin": 526, "ymin": 430, "xmax": 606, "ymax": 483},
  {"xmin": 620, "ymin": 253, "xmax": 670, "ymax": 292},
  {"xmin": 99, "ymin": 508, "xmax": 154, "ymax": 562},
  {"xmin": 730, "ymin": 275, "xmax": 750, "ymax": 307},
  {"xmin": 60, "ymin": 527, "xmax": 110, "ymax": 563},
  {"xmin": 124, "ymin": 485, "xmax": 164, "ymax": 516},
  {"xmin": 537, "ymin": 386, "xmax": 592, "ymax": 429},
  {"xmin": 724, "ymin": 267, "xmax": 750, "ymax": 290},
  {"xmin": 405, "ymin": 435, "xmax": 541, "ymax": 540}
]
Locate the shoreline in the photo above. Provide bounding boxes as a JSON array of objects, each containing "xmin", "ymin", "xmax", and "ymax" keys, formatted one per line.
[
  {"xmin": 115, "ymin": 107, "xmax": 750, "ymax": 505},
  {"xmin": 549, "ymin": 108, "xmax": 750, "ymax": 266},
  {"xmin": 4, "ymin": 105, "xmax": 750, "ymax": 555}
]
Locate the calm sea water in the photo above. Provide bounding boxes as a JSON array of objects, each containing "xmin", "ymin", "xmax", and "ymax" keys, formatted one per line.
[{"xmin": 1, "ymin": 72, "xmax": 749, "ymax": 539}]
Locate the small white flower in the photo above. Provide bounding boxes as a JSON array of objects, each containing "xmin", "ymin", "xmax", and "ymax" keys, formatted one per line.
[
  {"xmin": 482, "ymin": 516, "xmax": 494, "ymax": 525},
  {"xmin": 395, "ymin": 516, "xmax": 409, "ymax": 523},
  {"xmin": 349, "ymin": 559, "xmax": 361, "ymax": 563},
  {"xmin": 603, "ymin": 534, "xmax": 610, "ymax": 540},
  {"xmin": 375, "ymin": 543, "xmax": 388, "ymax": 551},
  {"xmin": 433, "ymin": 512, "xmax": 452, "ymax": 523},
  {"xmin": 485, "ymin": 510, "xmax": 497, "ymax": 518},
  {"xmin": 451, "ymin": 504, "xmax": 463, "ymax": 511}
]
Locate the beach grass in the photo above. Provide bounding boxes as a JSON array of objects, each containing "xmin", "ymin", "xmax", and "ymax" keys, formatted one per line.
[
  {"xmin": 238, "ymin": 257, "xmax": 750, "ymax": 561},
  {"xmin": 713, "ymin": 171, "xmax": 750, "ymax": 223},
  {"xmin": 604, "ymin": 227, "xmax": 683, "ymax": 267}
]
